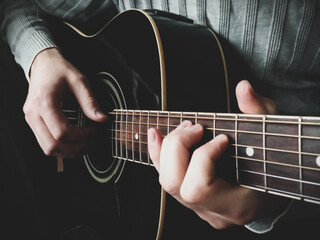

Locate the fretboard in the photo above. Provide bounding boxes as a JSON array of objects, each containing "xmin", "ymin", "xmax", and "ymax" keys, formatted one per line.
[{"xmin": 111, "ymin": 109, "xmax": 320, "ymax": 204}]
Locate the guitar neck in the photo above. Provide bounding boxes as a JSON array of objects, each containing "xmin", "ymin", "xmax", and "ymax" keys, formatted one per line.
[{"xmin": 111, "ymin": 109, "xmax": 320, "ymax": 204}]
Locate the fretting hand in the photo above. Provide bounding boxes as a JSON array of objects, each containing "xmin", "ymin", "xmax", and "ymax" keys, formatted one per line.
[{"xmin": 147, "ymin": 80, "xmax": 289, "ymax": 229}]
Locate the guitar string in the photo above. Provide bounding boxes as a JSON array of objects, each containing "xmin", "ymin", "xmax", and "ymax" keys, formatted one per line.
[
  {"xmin": 112, "ymin": 120, "xmax": 320, "ymax": 140},
  {"xmin": 62, "ymin": 109, "xmax": 320, "ymax": 126},
  {"xmin": 62, "ymin": 113, "xmax": 320, "ymax": 157},
  {"xmin": 109, "ymin": 110, "xmax": 320, "ymax": 126},
  {"xmin": 110, "ymin": 133, "xmax": 320, "ymax": 170},
  {"xmin": 63, "ymin": 111, "xmax": 320, "ymax": 200},
  {"xmin": 62, "ymin": 112, "xmax": 320, "ymax": 162},
  {"xmin": 63, "ymin": 110, "xmax": 320, "ymax": 141}
]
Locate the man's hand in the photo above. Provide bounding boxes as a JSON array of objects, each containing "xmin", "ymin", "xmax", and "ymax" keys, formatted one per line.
[
  {"xmin": 24, "ymin": 48, "xmax": 107, "ymax": 158},
  {"xmin": 147, "ymin": 80, "xmax": 288, "ymax": 229}
]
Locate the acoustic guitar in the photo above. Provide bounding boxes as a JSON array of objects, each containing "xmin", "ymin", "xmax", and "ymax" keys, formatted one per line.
[{"xmin": 51, "ymin": 9, "xmax": 320, "ymax": 239}]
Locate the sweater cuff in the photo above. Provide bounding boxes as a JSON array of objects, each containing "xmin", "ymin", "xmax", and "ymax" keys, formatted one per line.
[
  {"xmin": 244, "ymin": 200, "xmax": 293, "ymax": 234},
  {"xmin": 15, "ymin": 30, "xmax": 57, "ymax": 81}
]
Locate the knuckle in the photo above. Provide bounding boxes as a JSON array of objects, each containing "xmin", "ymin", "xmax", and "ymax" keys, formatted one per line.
[
  {"xmin": 42, "ymin": 142, "xmax": 59, "ymax": 156},
  {"xmin": 180, "ymin": 185, "xmax": 206, "ymax": 205},
  {"xmin": 159, "ymin": 176, "xmax": 180, "ymax": 196},
  {"xmin": 69, "ymin": 72, "xmax": 87, "ymax": 85},
  {"xmin": 163, "ymin": 133, "xmax": 183, "ymax": 148},
  {"xmin": 52, "ymin": 124, "xmax": 68, "ymax": 141}
]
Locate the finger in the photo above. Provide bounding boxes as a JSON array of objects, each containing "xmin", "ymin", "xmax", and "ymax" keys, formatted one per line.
[
  {"xmin": 180, "ymin": 134, "xmax": 229, "ymax": 205},
  {"xmin": 66, "ymin": 73, "xmax": 108, "ymax": 122},
  {"xmin": 40, "ymin": 97, "xmax": 96, "ymax": 142},
  {"xmin": 27, "ymin": 114, "xmax": 94, "ymax": 158},
  {"xmin": 159, "ymin": 121, "xmax": 203, "ymax": 197},
  {"xmin": 147, "ymin": 128, "xmax": 163, "ymax": 172},
  {"xmin": 25, "ymin": 112, "xmax": 58, "ymax": 156},
  {"xmin": 236, "ymin": 80, "xmax": 278, "ymax": 114}
]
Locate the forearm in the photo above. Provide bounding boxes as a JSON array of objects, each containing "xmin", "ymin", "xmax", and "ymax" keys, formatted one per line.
[{"xmin": 0, "ymin": 0, "xmax": 57, "ymax": 80}]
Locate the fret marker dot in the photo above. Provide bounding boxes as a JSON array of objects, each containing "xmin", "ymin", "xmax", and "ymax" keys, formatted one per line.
[
  {"xmin": 246, "ymin": 147, "xmax": 254, "ymax": 157},
  {"xmin": 135, "ymin": 133, "xmax": 139, "ymax": 140},
  {"xmin": 316, "ymin": 156, "xmax": 320, "ymax": 168}
]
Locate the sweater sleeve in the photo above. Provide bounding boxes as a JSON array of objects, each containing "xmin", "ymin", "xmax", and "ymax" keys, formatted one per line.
[
  {"xmin": 0, "ymin": 0, "xmax": 58, "ymax": 80},
  {"xmin": 0, "ymin": 0, "xmax": 119, "ymax": 80}
]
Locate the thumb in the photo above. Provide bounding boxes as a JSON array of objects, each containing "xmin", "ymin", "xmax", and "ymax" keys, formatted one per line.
[
  {"xmin": 68, "ymin": 74, "xmax": 108, "ymax": 122},
  {"xmin": 236, "ymin": 80, "xmax": 278, "ymax": 115}
]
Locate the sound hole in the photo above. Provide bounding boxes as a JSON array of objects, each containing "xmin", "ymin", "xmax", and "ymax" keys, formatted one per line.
[{"xmin": 82, "ymin": 72, "xmax": 127, "ymax": 183}]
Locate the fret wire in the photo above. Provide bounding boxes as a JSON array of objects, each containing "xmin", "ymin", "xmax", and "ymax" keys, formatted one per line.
[
  {"xmin": 120, "ymin": 110, "xmax": 123, "ymax": 161},
  {"xmin": 299, "ymin": 117, "xmax": 303, "ymax": 196},
  {"xmin": 147, "ymin": 111, "xmax": 151, "ymax": 165},
  {"xmin": 167, "ymin": 112, "xmax": 170, "ymax": 135},
  {"xmin": 139, "ymin": 110, "xmax": 142, "ymax": 163},
  {"xmin": 195, "ymin": 112, "xmax": 198, "ymax": 124},
  {"xmin": 110, "ymin": 110, "xmax": 320, "ymax": 126},
  {"xmin": 77, "ymin": 108, "xmax": 81, "ymax": 127},
  {"xmin": 263, "ymin": 116, "xmax": 267, "ymax": 190},
  {"xmin": 115, "ymin": 110, "xmax": 118, "ymax": 159},
  {"xmin": 235, "ymin": 114, "xmax": 239, "ymax": 183},
  {"xmin": 213, "ymin": 113, "xmax": 216, "ymax": 138},
  {"xmin": 131, "ymin": 111, "xmax": 135, "ymax": 162},
  {"xmin": 125, "ymin": 110, "xmax": 128, "ymax": 161},
  {"xmin": 112, "ymin": 120, "xmax": 320, "ymax": 140}
]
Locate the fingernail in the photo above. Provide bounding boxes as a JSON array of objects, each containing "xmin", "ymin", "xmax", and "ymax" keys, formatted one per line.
[
  {"xmin": 148, "ymin": 129, "xmax": 156, "ymax": 143},
  {"xmin": 212, "ymin": 134, "xmax": 229, "ymax": 143},
  {"xmin": 95, "ymin": 110, "xmax": 107, "ymax": 119},
  {"xmin": 188, "ymin": 123, "xmax": 202, "ymax": 131},
  {"xmin": 177, "ymin": 120, "xmax": 192, "ymax": 129}
]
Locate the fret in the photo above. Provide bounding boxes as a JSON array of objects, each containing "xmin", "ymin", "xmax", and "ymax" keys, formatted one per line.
[
  {"xmin": 131, "ymin": 111, "xmax": 142, "ymax": 163},
  {"xmin": 147, "ymin": 111, "xmax": 151, "ymax": 165},
  {"xmin": 237, "ymin": 115, "xmax": 263, "ymax": 187},
  {"xmin": 113, "ymin": 110, "xmax": 118, "ymax": 158},
  {"xmin": 131, "ymin": 110, "xmax": 135, "ymax": 162},
  {"xmin": 215, "ymin": 114, "xmax": 235, "ymax": 141},
  {"xmin": 213, "ymin": 113, "xmax": 216, "ymax": 138},
  {"xmin": 298, "ymin": 117, "xmax": 303, "ymax": 197},
  {"xmin": 235, "ymin": 115, "xmax": 239, "ymax": 184},
  {"xmin": 141, "ymin": 110, "xmax": 151, "ymax": 164},
  {"xmin": 197, "ymin": 113, "xmax": 215, "ymax": 131},
  {"xmin": 158, "ymin": 111, "xmax": 168, "ymax": 136},
  {"xmin": 168, "ymin": 112, "xmax": 182, "ymax": 132},
  {"xmin": 139, "ymin": 111, "xmax": 142, "ymax": 163},
  {"xmin": 125, "ymin": 110, "xmax": 129, "ymax": 161},
  {"xmin": 119, "ymin": 110, "xmax": 123, "ymax": 160},
  {"xmin": 157, "ymin": 111, "xmax": 160, "ymax": 131},
  {"xmin": 263, "ymin": 116, "xmax": 267, "ymax": 191},
  {"xmin": 167, "ymin": 112, "xmax": 170, "ymax": 136}
]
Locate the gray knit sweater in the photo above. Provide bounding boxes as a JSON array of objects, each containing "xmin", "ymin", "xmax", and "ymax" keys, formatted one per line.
[{"xmin": 1, "ymin": 0, "xmax": 320, "ymax": 235}]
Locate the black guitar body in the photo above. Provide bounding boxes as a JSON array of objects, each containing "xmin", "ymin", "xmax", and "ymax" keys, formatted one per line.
[{"xmin": 50, "ymin": 9, "xmax": 231, "ymax": 239}]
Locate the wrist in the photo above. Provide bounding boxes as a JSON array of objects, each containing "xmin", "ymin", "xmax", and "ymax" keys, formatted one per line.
[{"xmin": 29, "ymin": 47, "xmax": 61, "ymax": 80}]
